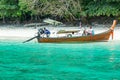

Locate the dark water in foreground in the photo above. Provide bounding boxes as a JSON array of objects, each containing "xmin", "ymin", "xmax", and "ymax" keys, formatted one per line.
[{"xmin": 0, "ymin": 40, "xmax": 120, "ymax": 80}]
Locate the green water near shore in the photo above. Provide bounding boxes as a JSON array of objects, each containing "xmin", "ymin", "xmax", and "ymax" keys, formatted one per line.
[{"xmin": 0, "ymin": 40, "xmax": 120, "ymax": 80}]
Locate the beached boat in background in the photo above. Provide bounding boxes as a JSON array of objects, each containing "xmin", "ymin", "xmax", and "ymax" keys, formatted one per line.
[
  {"xmin": 24, "ymin": 18, "xmax": 63, "ymax": 27},
  {"xmin": 43, "ymin": 18, "xmax": 63, "ymax": 26},
  {"xmin": 37, "ymin": 20, "xmax": 117, "ymax": 43}
]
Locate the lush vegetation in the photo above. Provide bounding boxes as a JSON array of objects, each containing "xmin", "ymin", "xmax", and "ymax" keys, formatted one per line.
[{"xmin": 0, "ymin": 0, "xmax": 120, "ymax": 23}]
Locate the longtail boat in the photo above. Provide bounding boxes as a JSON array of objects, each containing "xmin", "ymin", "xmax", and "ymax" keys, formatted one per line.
[{"xmin": 37, "ymin": 20, "xmax": 117, "ymax": 43}]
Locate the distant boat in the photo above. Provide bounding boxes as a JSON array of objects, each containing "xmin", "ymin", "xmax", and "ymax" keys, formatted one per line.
[
  {"xmin": 43, "ymin": 18, "xmax": 63, "ymax": 26},
  {"xmin": 37, "ymin": 20, "xmax": 117, "ymax": 43},
  {"xmin": 24, "ymin": 18, "xmax": 63, "ymax": 27}
]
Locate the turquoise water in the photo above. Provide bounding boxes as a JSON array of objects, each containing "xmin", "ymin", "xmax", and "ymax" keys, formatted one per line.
[{"xmin": 0, "ymin": 40, "xmax": 120, "ymax": 80}]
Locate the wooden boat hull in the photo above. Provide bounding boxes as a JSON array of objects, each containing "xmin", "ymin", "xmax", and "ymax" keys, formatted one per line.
[{"xmin": 37, "ymin": 20, "xmax": 117, "ymax": 43}]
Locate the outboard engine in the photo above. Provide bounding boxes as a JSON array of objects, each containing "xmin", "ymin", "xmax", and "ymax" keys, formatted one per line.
[{"xmin": 37, "ymin": 28, "xmax": 44, "ymax": 37}]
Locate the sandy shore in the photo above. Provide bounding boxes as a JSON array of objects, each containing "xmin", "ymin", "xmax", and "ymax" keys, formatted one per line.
[{"xmin": 0, "ymin": 25, "xmax": 120, "ymax": 42}]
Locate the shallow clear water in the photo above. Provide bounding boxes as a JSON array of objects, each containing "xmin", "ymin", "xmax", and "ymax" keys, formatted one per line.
[{"xmin": 0, "ymin": 40, "xmax": 120, "ymax": 80}]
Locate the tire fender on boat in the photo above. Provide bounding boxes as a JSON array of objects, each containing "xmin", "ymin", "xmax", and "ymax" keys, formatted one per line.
[{"xmin": 67, "ymin": 34, "xmax": 72, "ymax": 37}]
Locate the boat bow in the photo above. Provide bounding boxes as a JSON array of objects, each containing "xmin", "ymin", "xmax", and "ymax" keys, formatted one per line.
[{"xmin": 110, "ymin": 20, "xmax": 117, "ymax": 39}]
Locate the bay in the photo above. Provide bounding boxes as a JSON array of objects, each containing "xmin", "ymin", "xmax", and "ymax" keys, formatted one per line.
[{"xmin": 0, "ymin": 40, "xmax": 120, "ymax": 80}]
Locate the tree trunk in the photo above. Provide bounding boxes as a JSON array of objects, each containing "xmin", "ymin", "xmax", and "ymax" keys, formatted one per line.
[{"xmin": 2, "ymin": 16, "xmax": 5, "ymax": 23}]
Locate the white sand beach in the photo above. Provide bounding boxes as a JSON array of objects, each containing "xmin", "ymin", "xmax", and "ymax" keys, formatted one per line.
[{"xmin": 0, "ymin": 25, "xmax": 120, "ymax": 42}]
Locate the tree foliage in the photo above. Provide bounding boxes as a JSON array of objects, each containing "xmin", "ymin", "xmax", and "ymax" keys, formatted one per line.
[
  {"xmin": 84, "ymin": 0, "xmax": 120, "ymax": 17},
  {"xmin": 0, "ymin": 0, "xmax": 120, "ymax": 23}
]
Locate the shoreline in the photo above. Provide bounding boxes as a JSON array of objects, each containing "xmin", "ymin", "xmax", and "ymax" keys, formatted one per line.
[{"xmin": 0, "ymin": 25, "xmax": 120, "ymax": 42}]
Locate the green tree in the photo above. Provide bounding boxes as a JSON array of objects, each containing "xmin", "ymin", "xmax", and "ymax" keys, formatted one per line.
[
  {"xmin": 0, "ymin": 0, "xmax": 19, "ymax": 23},
  {"xmin": 1, "ymin": 0, "xmax": 120, "ymax": 23},
  {"xmin": 83, "ymin": 0, "xmax": 120, "ymax": 17}
]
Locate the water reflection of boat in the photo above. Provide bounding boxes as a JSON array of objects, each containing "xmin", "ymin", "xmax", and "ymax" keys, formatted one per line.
[{"xmin": 37, "ymin": 20, "xmax": 117, "ymax": 43}]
